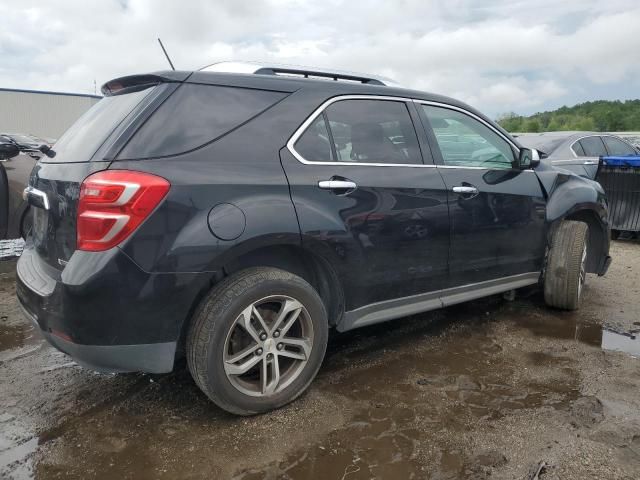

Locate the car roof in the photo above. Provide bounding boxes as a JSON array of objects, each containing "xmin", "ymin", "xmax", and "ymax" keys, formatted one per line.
[
  {"xmin": 104, "ymin": 67, "xmax": 515, "ymax": 145},
  {"xmin": 182, "ymin": 69, "xmax": 468, "ymax": 105}
]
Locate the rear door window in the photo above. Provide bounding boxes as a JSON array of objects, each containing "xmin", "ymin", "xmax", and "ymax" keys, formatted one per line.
[
  {"xmin": 572, "ymin": 141, "xmax": 586, "ymax": 156},
  {"xmin": 579, "ymin": 136, "xmax": 607, "ymax": 156},
  {"xmin": 602, "ymin": 136, "xmax": 637, "ymax": 156},
  {"xmin": 294, "ymin": 115, "xmax": 333, "ymax": 162},
  {"xmin": 120, "ymin": 84, "xmax": 287, "ymax": 159},
  {"xmin": 325, "ymin": 100, "xmax": 422, "ymax": 165},
  {"xmin": 293, "ymin": 99, "xmax": 423, "ymax": 165}
]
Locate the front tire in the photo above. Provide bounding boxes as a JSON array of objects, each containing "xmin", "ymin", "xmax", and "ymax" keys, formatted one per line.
[
  {"xmin": 186, "ymin": 267, "xmax": 328, "ymax": 415},
  {"xmin": 544, "ymin": 221, "xmax": 589, "ymax": 310}
]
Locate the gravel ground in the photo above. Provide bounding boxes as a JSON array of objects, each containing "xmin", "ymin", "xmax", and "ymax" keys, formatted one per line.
[{"xmin": 1, "ymin": 239, "xmax": 639, "ymax": 479}]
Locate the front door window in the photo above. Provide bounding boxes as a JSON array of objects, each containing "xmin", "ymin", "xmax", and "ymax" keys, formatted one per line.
[{"xmin": 421, "ymin": 105, "xmax": 516, "ymax": 169}]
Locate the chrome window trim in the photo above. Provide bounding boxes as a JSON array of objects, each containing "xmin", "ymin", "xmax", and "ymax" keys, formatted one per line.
[
  {"xmin": 286, "ymin": 94, "xmax": 433, "ymax": 168},
  {"xmin": 286, "ymin": 95, "xmax": 526, "ymax": 169},
  {"xmin": 569, "ymin": 134, "xmax": 637, "ymax": 158}
]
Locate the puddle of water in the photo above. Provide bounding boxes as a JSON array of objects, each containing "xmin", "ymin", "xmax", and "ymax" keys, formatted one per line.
[
  {"xmin": 508, "ymin": 302, "xmax": 640, "ymax": 358},
  {"xmin": 0, "ymin": 323, "xmax": 38, "ymax": 353},
  {"xmin": 506, "ymin": 303, "xmax": 602, "ymax": 347},
  {"xmin": 0, "ymin": 321, "xmax": 44, "ymax": 365},
  {"xmin": 601, "ymin": 329, "xmax": 640, "ymax": 357}
]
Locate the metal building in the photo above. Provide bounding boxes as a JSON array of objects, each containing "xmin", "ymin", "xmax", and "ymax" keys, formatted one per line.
[{"xmin": 0, "ymin": 88, "xmax": 101, "ymax": 141}]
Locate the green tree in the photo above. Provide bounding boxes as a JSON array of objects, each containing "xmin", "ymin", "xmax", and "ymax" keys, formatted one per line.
[
  {"xmin": 525, "ymin": 119, "xmax": 541, "ymax": 132},
  {"xmin": 497, "ymin": 99, "xmax": 640, "ymax": 133}
]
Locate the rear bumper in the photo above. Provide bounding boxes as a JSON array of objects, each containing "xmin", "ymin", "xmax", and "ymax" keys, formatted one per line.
[
  {"xmin": 16, "ymin": 242, "xmax": 211, "ymax": 373},
  {"xmin": 20, "ymin": 302, "xmax": 175, "ymax": 373}
]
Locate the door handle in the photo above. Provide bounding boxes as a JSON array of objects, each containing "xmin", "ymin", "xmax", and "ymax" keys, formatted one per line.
[
  {"xmin": 318, "ymin": 179, "xmax": 357, "ymax": 192},
  {"xmin": 452, "ymin": 186, "xmax": 478, "ymax": 195}
]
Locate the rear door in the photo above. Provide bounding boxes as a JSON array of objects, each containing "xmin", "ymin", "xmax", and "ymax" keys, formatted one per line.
[
  {"xmin": 417, "ymin": 102, "xmax": 547, "ymax": 287},
  {"xmin": 281, "ymin": 96, "xmax": 450, "ymax": 311}
]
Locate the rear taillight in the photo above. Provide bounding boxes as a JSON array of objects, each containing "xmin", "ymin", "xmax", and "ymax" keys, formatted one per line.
[{"xmin": 77, "ymin": 170, "xmax": 170, "ymax": 251}]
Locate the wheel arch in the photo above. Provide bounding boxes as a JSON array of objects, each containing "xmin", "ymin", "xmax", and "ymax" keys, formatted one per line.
[
  {"xmin": 176, "ymin": 242, "xmax": 345, "ymax": 355},
  {"xmin": 222, "ymin": 244, "xmax": 345, "ymax": 325},
  {"xmin": 563, "ymin": 209, "xmax": 608, "ymax": 274},
  {"xmin": 544, "ymin": 173, "xmax": 610, "ymax": 275},
  {"xmin": 548, "ymin": 207, "xmax": 609, "ymax": 274}
]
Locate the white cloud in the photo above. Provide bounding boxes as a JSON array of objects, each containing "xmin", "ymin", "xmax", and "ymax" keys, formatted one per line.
[{"xmin": 1, "ymin": 0, "xmax": 639, "ymax": 116}]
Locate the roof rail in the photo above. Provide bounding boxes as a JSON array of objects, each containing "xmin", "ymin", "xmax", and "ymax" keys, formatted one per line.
[{"xmin": 199, "ymin": 61, "xmax": 400, "ymax": 87}]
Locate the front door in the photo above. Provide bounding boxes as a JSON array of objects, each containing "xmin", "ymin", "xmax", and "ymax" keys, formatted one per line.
[
  {"xmin": 418, "ymin": 103, "xmax": 547, "ymax": 287},
  {"xmin": 281, "ymin": 97, "xmax": 450, "ymax": 311}
]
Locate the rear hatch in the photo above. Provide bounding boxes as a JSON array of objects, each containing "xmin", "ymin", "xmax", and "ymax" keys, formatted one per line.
[{"xmin": 27, "ymin": 76, "xmax": 175, "ymax": 269}]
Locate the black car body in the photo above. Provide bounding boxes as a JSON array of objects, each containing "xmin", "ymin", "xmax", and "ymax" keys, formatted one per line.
[{"xmin": 16, "ymin": 64, "xmax": 611, "ymax": 414}]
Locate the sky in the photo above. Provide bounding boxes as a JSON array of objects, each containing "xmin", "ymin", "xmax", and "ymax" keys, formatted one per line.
[{"xmin": 1, "ymin": 0, "xmax": 639, "ymax": 118}]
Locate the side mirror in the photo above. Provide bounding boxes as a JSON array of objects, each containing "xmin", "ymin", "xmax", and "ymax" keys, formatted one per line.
[
  {"xmin": 0, "ymin": 141, "xmax": 20, "ymax": 160},
  {"xmin": 518, "ymin": 148, "xmax": 540, "ymax": 169}
]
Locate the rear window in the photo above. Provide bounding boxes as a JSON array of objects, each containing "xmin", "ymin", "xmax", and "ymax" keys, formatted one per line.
[
  {"xmin": 603, "ymin": 136, "xmax": 637, "ymax": 156},
  {"xmin": 46, "ymin": 86, "xmax": 155, "ymax": 163},
  {"xmin": 119, "ymin": 84, "xmax": 287, "ymax": 159}
]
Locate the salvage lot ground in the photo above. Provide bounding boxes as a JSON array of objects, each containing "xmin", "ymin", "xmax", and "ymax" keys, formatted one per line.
[{"xmin": 1, "ymin": 241, "xmax": 640, "ymax": 479}]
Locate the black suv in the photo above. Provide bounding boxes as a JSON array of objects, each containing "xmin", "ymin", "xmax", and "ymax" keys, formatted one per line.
[{"xmin": 17, "ymin": 63, "xmax": 611, "ymax": 415}]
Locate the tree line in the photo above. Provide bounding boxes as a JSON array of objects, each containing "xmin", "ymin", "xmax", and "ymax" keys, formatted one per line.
[{"xmin": 497, "ymin": 99, "xmax": 640, "ymax": 133}]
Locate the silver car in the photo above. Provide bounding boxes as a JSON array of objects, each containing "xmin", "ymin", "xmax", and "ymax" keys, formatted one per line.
[
  {"xmin": 515, "ymin": 132, "xmax": 640, "ymax": 179},
  {"xmin": 518, "ymin": 132, "xmax": 640, "ymax": 237}
]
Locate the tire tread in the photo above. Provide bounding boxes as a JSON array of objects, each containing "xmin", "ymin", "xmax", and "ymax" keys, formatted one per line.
[{"xmin": 544, "ymin": 220, "xmax": 588, "ymax": 310}]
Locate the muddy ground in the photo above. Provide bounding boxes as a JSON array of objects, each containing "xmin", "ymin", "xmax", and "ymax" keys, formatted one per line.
[{"xmin": 1, "ymin": 240, "xmax": 640, "ymax": 480}]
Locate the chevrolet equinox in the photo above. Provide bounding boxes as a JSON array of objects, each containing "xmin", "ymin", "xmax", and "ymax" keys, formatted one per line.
[{"xmin": 17, "ymin": 62, "xmax": 611, "ymax": 415}]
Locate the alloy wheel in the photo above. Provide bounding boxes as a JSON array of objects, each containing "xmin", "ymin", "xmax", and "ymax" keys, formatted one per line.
[
  {"xmin": 578, "ymin": 243, "xmax": 587, "ymax": 297},
  {"xmin": 222, "ymin": 296, "xmax": 314, "ymax": 397}
]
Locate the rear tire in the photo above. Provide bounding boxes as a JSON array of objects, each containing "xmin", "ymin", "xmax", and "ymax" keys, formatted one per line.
[
  {"xmin": 544, "ymin": 221, "xmax": 589, "ymax": 310},
  {"xmin": 611, "ymin": 229, "xmax": 621, "ymax": 240},
  {"xmin": 186, "ymin": 267, "xmax": 328, "ymax": 415}
]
